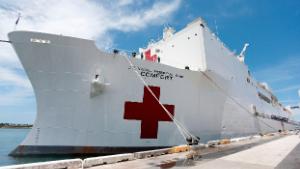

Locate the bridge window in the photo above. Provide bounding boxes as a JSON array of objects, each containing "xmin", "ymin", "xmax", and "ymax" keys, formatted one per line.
[{"xmin": 258, "ymin": 92, "xmax": 271, "ymax": 104}]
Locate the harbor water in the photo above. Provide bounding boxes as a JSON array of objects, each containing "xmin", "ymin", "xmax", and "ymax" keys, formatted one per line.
[{"xmin": 0, "ymin": 128, "xmax": 74, "ymax": 167}]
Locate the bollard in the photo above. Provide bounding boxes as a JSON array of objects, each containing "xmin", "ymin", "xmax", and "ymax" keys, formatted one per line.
[{"xmin": 134, "ymin": 148, "xmax": 171, "ymax": 159}]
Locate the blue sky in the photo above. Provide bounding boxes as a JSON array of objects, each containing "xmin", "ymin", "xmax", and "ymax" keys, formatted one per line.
[{"xmin": 0, "ymin": 0, "xmax": 299, "ymax": 123}]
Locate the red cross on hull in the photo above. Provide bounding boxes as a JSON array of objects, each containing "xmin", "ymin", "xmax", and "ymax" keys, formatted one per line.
[{"xmin": 124, "ymin": 86, "xmax": 175, "ymax": 139}]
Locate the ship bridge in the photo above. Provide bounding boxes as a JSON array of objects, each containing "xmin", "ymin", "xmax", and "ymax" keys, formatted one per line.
[
  {"xmin": 137, "ymin": 18, "xmax": 207, "ymax": 72},
  {"xmin": 136, "ymin": 18, "xmax": 251, "ymax": 83}
]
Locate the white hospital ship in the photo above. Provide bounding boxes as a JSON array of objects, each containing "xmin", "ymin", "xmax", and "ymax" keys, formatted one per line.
[{"xmin": 8, "ymin": 18, "xmax": 299, "ymax": 155}]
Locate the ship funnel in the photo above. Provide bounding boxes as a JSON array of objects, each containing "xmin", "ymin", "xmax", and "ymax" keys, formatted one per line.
[{"xmin": 238, "ymin": 43, "xmax": 249, "ymax": 63}]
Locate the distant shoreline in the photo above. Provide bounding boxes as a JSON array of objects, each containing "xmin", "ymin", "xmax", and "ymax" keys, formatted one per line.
[
  {"xmin": 0, "ymin": 123, "xmax": 32, "ymax": 129},
  {"xmin": 0, "ymin": 126, "xmax": 32, "ymax": 129}
]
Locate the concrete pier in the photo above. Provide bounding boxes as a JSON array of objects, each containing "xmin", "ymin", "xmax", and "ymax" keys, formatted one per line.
[
  {"xmin": 189, "ymin": 135, "xmax": 300, "ymax": 169},
  {"xmin": 2, "ymin": 131, "xmax": 300, "ymax": 169},
  {"xmin": 88, "ymin": 133, "xmax": 300, "ymax": 169}
]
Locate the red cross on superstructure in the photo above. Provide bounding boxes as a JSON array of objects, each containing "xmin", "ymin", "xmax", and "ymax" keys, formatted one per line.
[
  {"xmin": 124, "ymin": 86, "xmax": 175, "ymax": 139},
  {"xmin": 144, "ymin": 49, "xmax": 158, "ymax": 62}
]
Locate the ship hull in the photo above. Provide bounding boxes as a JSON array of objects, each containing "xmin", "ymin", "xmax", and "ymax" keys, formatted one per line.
[{"xmin": 8, "ymin": 31, "xmax": 299, "ymax": 156}]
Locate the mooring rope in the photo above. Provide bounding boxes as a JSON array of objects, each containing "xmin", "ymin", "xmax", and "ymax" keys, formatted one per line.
[
  {"xmin": 200, "ymin": 71, "xmax": 277, "ymax": 131},
  {"xmin": 0, "ymin": 40, "xmax": 11, "ymax": 43},
  {"xmin": 122, "ymin": 53, "xmax": 200, "ymax": 143}
]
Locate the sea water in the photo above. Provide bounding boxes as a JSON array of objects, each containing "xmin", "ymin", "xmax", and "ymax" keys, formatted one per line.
[
  {"xmin": 0, "ymin": 128, "xmax": 74, "ymax": 167},
  {"xmin": 0, "ymin": 128, "xmax": 28, "ymax": 166}
]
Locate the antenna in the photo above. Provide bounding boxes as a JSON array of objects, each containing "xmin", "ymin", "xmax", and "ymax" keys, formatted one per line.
[
  {"xmin": 238, "ymin": 43, "xmax": 249, "ymax": 63},
  {"xmin": 163, "ymin": 26, "xmax": 175, "ymax": 41},
  {"xmin": 14, "ymin": 13, "xmax": 21, "ymax": 30},
  {"xmin": 214, "ymin": 19, "xmax": 219, "ymax": 36}
]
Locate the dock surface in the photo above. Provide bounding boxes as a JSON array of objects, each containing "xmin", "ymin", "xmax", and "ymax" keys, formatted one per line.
[
  {"xmin": 90, "ymin": 134, "xmax": 300, "ymax": 169},
  {"xmin": 191, "ymin": 135, "xmax": 300, "ymax": 169}
]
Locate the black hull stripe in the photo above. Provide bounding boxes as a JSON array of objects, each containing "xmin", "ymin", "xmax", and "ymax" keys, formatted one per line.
[{"xmin": 10, "ymin": 145, "xmax": 170, "ymax": 156}]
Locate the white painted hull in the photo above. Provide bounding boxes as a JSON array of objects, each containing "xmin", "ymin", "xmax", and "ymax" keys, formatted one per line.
[{"xmin": 8, "ymin": 20, "xmax": 299, "ymax": 155}]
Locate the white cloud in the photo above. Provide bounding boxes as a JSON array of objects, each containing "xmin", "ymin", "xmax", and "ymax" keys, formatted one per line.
[
  {"xmin": 280, "ymin": 99, "xmax": 300, "ymax": 104},
  {"xmin": 117, "ymin": 0, "xmax": 135, "ymax": 6},
  {"xmin": 274, "ymin": 85, "xmax": 300, "ymax": 93},
  {"xmin": 254, "ymin": 57, "xmax": 300, "ymax": 95},
  {"xmin": 0, "ymin": 0, "xmax": 181, "ymax": 111},
  {"xmin": 0, "ymin": 0, "xmax": 181, "ymax": 61},
  {"xmin": 0, "ymin": 87, "xmax": 33, "ymax": 106},
  {"xmin": 0, "ymin": 67, "xmax": 30, "ymax": 88},
  {"xmin": 0, "ymin": 66, "xmax": 32, "ymax": 106},
  {"xmin": 1, "ymin": 0, "xmax": 181, "ymax": 41},
  {"xmin": 203, "ymin": 0, "xmax": 253, "ymax": 19},
  {"xmin": 111, "ymin": 0, "xmax": 180, "ymax": 31},
  {"xmin": 254, "ymin": 57, "xmax": 300, "ymax": 84}
]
